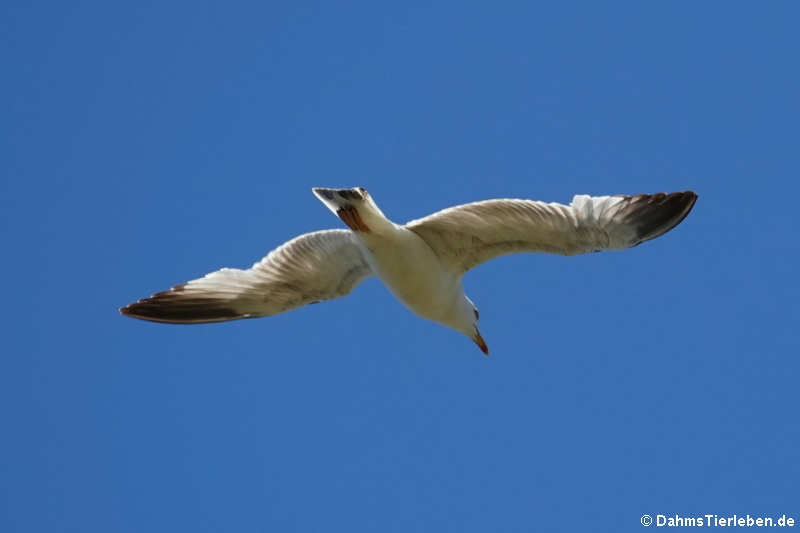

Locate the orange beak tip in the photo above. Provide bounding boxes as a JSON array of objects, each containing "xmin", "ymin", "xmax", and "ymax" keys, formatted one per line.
[{"xmin": 473, "ymin": 332, "xmax": 489, "ymax": 356}]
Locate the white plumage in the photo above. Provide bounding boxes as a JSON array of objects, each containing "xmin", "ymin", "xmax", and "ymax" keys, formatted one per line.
[{"xmin": 121, "ymin": 187, "xmax": 697, "ymax": 354}]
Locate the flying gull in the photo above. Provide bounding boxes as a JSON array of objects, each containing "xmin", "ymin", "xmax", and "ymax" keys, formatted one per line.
[{"xmin": 120, "ymin": 187, "xmax": 697, "ymax": 354}]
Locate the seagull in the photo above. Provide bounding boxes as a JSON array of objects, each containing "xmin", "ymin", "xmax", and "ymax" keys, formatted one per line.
[{"xmin": 121, "ymin": 187, "xmax": 697, "ymax": 354}]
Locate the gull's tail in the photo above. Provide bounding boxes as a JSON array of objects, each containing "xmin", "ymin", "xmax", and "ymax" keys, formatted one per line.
[{"xmin": 312, "ymin": 187, "xmax": 391, "ymax": 233}]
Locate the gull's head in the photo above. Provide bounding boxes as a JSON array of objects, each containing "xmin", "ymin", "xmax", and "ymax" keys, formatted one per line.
[{"xmin": 449, "ymin": 296, "xmax": 489, "ymax": 356}]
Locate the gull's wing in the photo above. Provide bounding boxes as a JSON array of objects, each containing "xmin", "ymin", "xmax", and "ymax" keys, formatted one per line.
[
  {"xmin": 406, "ymin": 191, "xmax": 697, "ymax": 275},
  {"xmin": 120, "ymin": 229, "xmax": 372, "ymax": 323}
]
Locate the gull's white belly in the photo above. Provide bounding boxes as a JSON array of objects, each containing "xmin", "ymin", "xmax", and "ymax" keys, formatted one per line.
[{"xmin": 359, "ymin": 226, "xmax": 460, "ymax": 321}]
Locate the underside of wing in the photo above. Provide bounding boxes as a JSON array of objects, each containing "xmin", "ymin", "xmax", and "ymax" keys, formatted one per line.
[
  {"xmin": 406, "ymin": 191, "xmax": 697, "ymax": 274},
  {"xmin": 120, "ymin": 229, "xmax": 373, "ymax": 324}
]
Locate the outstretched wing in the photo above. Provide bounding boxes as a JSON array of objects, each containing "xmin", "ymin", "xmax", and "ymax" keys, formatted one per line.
[
  {"xmin": 406, "ymin": 191, "xmax": 697, "ymax": 275},
  {"xmin": 120, "ymin": 229, "xmax": 373, "ymax": 323}
]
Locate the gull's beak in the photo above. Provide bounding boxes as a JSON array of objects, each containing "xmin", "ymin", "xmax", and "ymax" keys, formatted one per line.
[{"xmin": 472, "ymin": 329, "xmax": 489, "ymax": 356}]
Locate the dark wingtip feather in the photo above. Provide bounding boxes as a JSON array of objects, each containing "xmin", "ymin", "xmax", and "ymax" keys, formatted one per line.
[
  {"xmin": 119, "ymin": 284, "xmax": 243, "ymax": 324},
  {"xmin": 622, "ymin": 190, "xmax": 698, "ymax": 245}
]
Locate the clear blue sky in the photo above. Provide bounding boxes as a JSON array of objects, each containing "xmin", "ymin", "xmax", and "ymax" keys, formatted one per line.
[{"xmin": 2, "ymin": 2, "xmax": 799, "ymax": 532}]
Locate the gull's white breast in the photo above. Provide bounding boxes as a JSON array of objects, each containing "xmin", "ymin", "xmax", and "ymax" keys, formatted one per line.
[{"xmin": 359, "ymin": 225, "xmax": 461, "ymax": 323}]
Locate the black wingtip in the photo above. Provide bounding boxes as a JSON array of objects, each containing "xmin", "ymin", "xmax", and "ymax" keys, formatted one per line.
[
  {"xmin": 119, "ymin": 284, "xmax": 243, "ymax": 324},
  {"xmin": 665, "ymin": 190, "xmax": 697, "ymax": 233},
  {"xmin": 623, "ymin": 190, "xmax": 698, "ymax": 245}
]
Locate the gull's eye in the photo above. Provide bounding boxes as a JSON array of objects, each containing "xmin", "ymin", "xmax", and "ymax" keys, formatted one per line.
[
  {"xmin": 358, "ymin": 187, "xmax": 367, "ymax": 195},
  {"xmin": 473, "ymin": 307, "xmax": 479, "ymax": 320}
]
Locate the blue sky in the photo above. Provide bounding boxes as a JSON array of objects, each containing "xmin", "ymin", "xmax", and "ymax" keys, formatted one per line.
[{"xmin": 2, "ymin": 1, "xmax": 799, "ymax": 531}]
